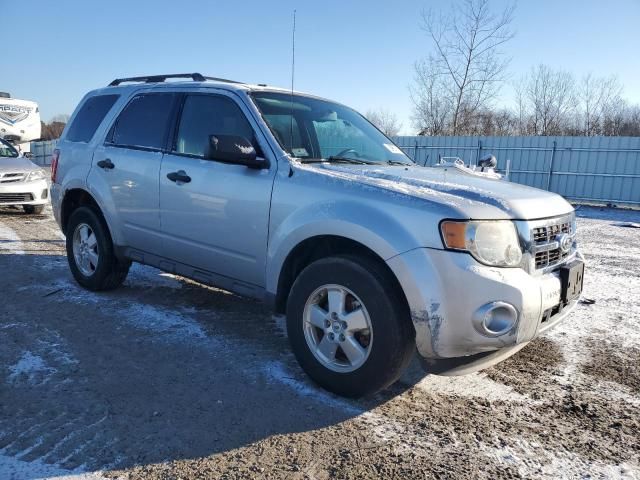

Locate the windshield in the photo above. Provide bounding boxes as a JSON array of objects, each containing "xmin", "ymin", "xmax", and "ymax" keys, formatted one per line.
[
  {"xmin": 251, "ymin": 92, "xmax": 412, "ymax": 165},
  {"xmin": 0, "ymin": 139, "xmax": 18, "ymax": 158}
]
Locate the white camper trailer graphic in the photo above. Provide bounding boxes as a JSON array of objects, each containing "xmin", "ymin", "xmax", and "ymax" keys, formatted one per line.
[{"xmin": 0, "ymin": 92, "xmax": 42, "ymax": 149}]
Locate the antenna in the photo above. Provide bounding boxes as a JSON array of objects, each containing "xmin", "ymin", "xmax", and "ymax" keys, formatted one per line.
[
  {"xmin": 289, "ymin": 9, "xmax": 296, "ymax": 155},
  {"xmin": 291, "ymin": 9, "xmax": 296, "ymax": 94}
]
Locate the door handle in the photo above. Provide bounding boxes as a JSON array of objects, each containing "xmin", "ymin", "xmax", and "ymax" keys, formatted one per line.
[
  {"xmin": 167, "ymin": 170, "xmax": 191, "ymax": 184},
  {"xmin": 97, "ymin": 159, "xmax": 114, "ymax": 170}
]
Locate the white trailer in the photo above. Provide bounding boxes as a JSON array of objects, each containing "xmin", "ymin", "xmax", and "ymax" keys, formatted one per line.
[{"xmin": 0, "ymin": 92, "xmax": 41, "ymax": 154}]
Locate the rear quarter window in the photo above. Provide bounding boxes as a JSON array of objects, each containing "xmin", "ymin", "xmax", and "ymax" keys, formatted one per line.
[{"xmin": 66, "ymin": 94, "xmax": 119, "ymax": 143}]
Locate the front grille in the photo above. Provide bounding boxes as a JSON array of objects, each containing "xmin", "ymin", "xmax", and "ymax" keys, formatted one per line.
[
  {"xmin": 0, "ymin": 173, "xmax": 27, "ymax": 184},
  {"xmin": 535, "ymin": 248, "xmax": 570, "ymax": 269},
  {"xmin": 0, "ymin": 193, "xmax": 33, "ymax": 203},
  {"xmin": 532, "ymin": 221, "xmax": 571, "ymax": 244},
  {"xmin": 529, "ymin": 214, "xmax": 576, "ymax": 270}
]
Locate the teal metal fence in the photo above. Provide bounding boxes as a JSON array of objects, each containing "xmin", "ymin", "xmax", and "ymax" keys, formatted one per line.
[{"xmin": 394, "ymin": 136, "xmax": 640, "ymax": 207}]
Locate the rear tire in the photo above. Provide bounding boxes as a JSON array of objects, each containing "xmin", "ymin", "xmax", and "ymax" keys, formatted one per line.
[
  {"xmin": 23, "ymin": 205, "xmax": 45, "ymax": 215},
  {"xmin": 66, "ymin": 206, "xmax": 130, "ymax": 291},
  {"xmin": 286, "ymin": 255, "xmax": 415, "ymax": 398}
]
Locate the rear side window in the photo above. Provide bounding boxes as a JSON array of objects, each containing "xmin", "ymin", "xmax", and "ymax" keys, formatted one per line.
[
  {"xmin": 110, "ymin": 93, "xmax": 175, "ymax": 150},
  {"xmin": 66, "ymin": 94, "xmax": 119, "ymax": 143},
  {"xmin": 174, "ymin": 95, "xmax": 255, "ymax": 158}
]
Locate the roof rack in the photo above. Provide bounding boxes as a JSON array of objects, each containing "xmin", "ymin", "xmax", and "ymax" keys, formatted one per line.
[{"xmin": 108, "ymin": 73, "xmax": 243, "ymax": 87}]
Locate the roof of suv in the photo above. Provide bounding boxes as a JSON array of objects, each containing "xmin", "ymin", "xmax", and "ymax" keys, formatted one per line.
[{"xmin": 95, "ymin": 72, "xmax": 298, "ymax": 97}]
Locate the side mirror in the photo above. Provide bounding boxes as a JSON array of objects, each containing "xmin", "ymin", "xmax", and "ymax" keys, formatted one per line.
[
  {"xmin": 207, "ymin": 135, "xmax": 267, "ymax": 169},
  {"xmin": 23, "ymin": 152, "xmax": 34, "ymax": 159}
]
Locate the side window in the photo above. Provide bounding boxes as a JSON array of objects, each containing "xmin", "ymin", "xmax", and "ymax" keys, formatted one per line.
[
  {"xmin": 66, "ymin": 94, "xmax": 119, "ymax": 143},
  {"xmin": 174, "ymin": 95, "xmax": 255, "ymax": 158},
  {"xmin": 110, "ymin": 93, "xmax": 175, "ymax": 150}
]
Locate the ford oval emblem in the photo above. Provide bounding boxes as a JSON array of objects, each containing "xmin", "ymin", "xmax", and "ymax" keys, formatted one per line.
[{"xmin": 557, "ymin": 233, "xmax": 572, "ymax": 253}]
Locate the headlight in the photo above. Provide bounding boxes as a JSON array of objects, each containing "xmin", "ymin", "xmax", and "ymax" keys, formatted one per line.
[
  {"xmin": 440, "ymin": 220, "xmax": 523, "ymax": 267},
  {"xmin": 26, "ymin": 170, "xmax": 46, "ymax": 182}
]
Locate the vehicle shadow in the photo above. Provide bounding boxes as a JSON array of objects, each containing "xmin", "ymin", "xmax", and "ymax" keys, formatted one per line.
[{"xmin": 0, "ymin": 251, "xmax": 426, "ymax": 475}]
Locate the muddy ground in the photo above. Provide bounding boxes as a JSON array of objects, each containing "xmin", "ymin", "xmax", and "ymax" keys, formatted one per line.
[{"xmin": 0, "ymin": 205, "xmax": 639, "ymax": 479}]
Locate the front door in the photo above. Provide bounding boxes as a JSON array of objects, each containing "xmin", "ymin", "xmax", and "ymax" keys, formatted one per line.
[{"xmin": 159, "ymin": 93, "xmax": 276, "ymax": 288}]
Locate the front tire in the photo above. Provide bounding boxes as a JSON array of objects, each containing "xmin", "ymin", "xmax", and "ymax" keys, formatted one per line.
[
  {"xmin": 286, "ymin": 255, "xmax": 415, "ymax": 397},
  {"xmin": 66, "ymin": 206, "xmax": 130, "ymax": 291}
]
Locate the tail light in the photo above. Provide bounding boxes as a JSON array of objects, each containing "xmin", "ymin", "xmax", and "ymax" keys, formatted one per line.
[{"xmin": 51, "ymin": 149, "xmax": 60, "ymax": 183}]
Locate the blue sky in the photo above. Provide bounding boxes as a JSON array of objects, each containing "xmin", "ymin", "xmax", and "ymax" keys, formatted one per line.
[{"xmin": 3, "ymin": 0, "xmax": 639, "ymax": 133}]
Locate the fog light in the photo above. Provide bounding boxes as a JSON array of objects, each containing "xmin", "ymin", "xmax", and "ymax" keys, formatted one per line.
[
  {"xmin": 473, "ymin": 301, "xmax": 518, "ymax": 337},
  {"xmin": 41, "ymin": 189, "xmax": 48, "ymax": 199}
]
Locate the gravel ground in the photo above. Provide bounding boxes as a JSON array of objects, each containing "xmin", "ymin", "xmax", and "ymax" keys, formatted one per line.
[{"xmin": 0, "ymin": 204, "xmax": 639, "ymax": 480}]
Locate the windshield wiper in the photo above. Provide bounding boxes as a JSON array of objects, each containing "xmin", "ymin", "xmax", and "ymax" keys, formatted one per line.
[
  {"xmin": 387, "ymin": 160, "xmax": 413, "ymax": 166},
  {"xmin": 299, "ymin": 156, "xmax": 376, "ymax": 165},
  {"xmin": 326, "ymin": 156, "xmax": 376, "ymax": 165}
]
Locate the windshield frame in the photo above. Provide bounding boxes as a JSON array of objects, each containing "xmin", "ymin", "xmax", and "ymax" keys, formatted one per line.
[
  {"xmin": 248, "ymin": 90, "xmax": 414, "ymax": 166},
  {"xmin": 0, "ymin": 138, "xmax": 19, "ymax": 158}
]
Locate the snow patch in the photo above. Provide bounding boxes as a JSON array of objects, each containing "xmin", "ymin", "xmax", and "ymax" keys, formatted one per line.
[
  {"xmin": 261, "ymin": 360, "xmax": 363, "ymax": 415},
  {"xmin": 0, "ymin": 223, "xmax": 25, "ymax": 255},
  {"xmin": 0, "ymin": 452, "xmax": 110, "ymax": 480},
  {"xmin": 8, "ymin": 351, "xmax": 56, "ymax": 385},
  {"xmin": 126, "ymin": 263, "xmax": 183, "ymax": 289},
  {"xmin": 271, "ymin": 314, "xmax": 287, "ymax": 337},
  {"xmin": 122, "ymin": 303, "xmax": 208, "ymax": 341},
  {"xmin": 480, "ymin": 437, "xmax": 639, "ymax": 479},
  {"xmin": 417, "ymin": 372, "xmax": 531, "ymax": 403}
]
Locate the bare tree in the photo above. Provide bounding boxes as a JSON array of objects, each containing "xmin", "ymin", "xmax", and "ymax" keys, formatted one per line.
[
  {"xmin": 39, "ymin": 114, "xmax": 69, "ymax": 140},
  {"xmin": 365, "ymin": 108, "xmax": 403, "ymax": 137},
  {"xmin": 490, "ymin": 108, "xmax": 518, "ymax": 136},
  {"xmin": 579, "ymin": 74, "xmax": 623, "ymax": 136},
  {"xmin": 411, "ymin": 61, "xmax": 452, "ymax": 135},
  {"xmin": 602, "ymin": 101, "xmax": 640, "ymax": 137},
  {"xmin": 620, "ymin": 104, "xmax": 640, "ymax": 136},
  {"xmin": 51, "ymin": 114, "xmax": 70, "ymax": 124},
  {"xmin": 522, "ymin": 65, "xmax": 577, "ymax": 135},
  {"xmin": 413, "ymin": 0, "xmax": 515, "ymax": 135},
  {"xmin": 512, "ymin": 77, "xmax": 531, "ymax": 135}
]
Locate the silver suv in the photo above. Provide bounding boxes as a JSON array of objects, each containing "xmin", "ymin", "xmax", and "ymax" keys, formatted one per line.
[
  {"xmin": 51, "ymin": 73, "xmax": 584, "ymax": 397},
  {"xmin": 0, "ymin": 138, "xmax": 49, "ymax": 214}
]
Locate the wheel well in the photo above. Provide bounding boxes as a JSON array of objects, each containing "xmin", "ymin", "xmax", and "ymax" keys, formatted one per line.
[
  {"xmin": 60, "ymin": 189, "xmax": 101, "ymax": 234},
  {"xmin": 275, "ymin": 235, "xmax": 411, "ymax": 319}
]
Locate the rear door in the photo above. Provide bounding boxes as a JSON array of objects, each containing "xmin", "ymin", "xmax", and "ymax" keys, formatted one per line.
[
  {"xmin": 91, "ymin": 92, "xmax": 178, "ymax": 253},
  {"xmin": 159, "ymin": 92, "xmax": 276, "ymax": 288}
]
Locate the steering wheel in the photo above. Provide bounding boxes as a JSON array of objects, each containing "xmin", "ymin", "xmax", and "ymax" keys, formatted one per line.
[{"xmin": 335, "ymin": 148, "xmax": 361, "ymax": 158}]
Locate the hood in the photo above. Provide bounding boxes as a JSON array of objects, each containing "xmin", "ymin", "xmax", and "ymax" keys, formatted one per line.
[
  {"xmin": 0, "ymin": 156, "xmax": 40, "ymax": 173},
  {"xmin": 300, "ymin": 163, "xmax": 574, "ymax": 220}
]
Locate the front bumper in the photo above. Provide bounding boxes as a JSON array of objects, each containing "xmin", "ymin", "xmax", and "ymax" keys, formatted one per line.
[
  {"xmin": 0, "ymin": 179, "xmax": 49, "ymax": 206},
  {"xmin": 387, "ymin": 247, "xmax": 581, "ymax": 360}
]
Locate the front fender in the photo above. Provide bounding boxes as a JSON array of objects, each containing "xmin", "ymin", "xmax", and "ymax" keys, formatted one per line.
[{"xmin": 266, "ymin": 200, "xmax": 421, "ymax": 295}]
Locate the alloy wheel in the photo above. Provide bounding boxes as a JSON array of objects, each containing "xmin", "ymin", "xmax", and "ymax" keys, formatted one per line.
[{"xmin": 302, "ymin": 284, "xmax": 373, "ymax": 373}]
